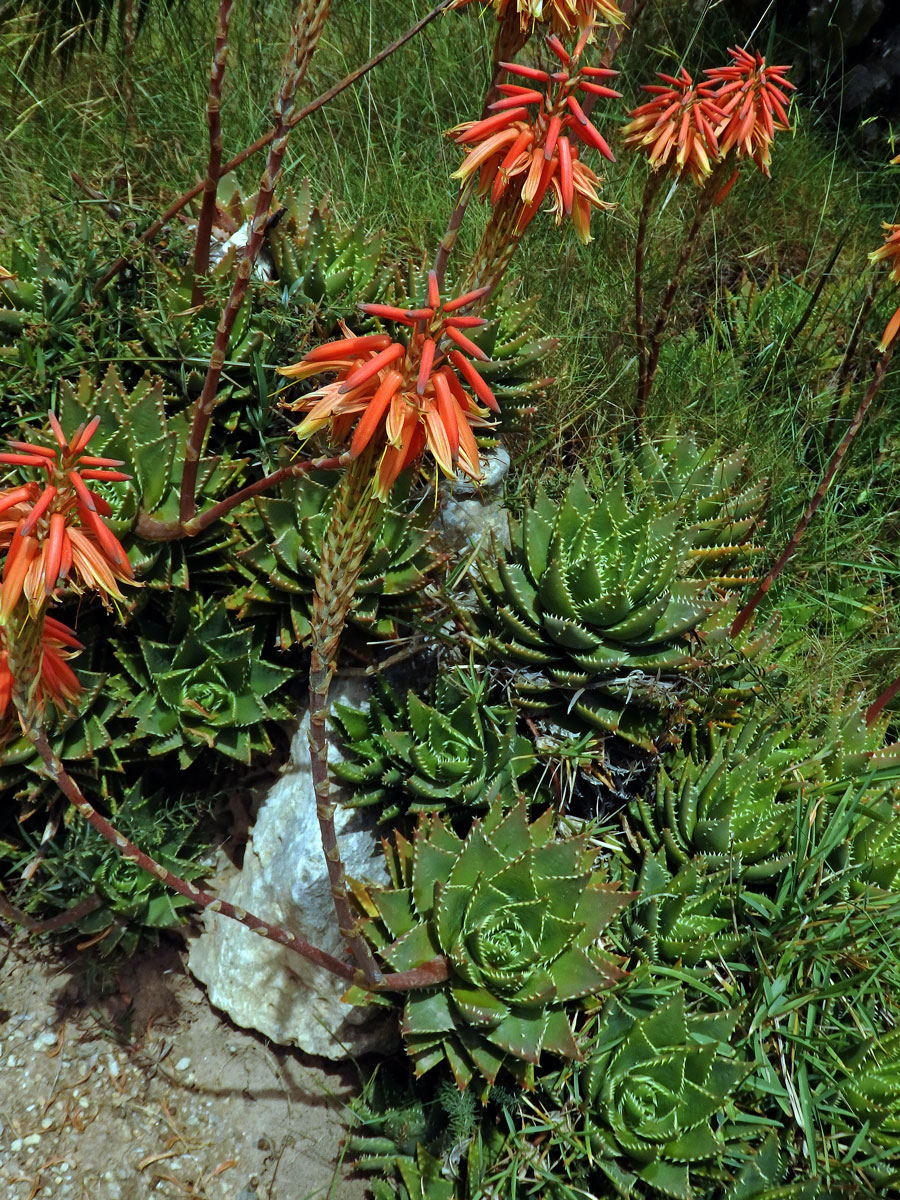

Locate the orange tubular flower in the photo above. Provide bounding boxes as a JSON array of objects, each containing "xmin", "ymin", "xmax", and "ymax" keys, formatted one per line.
[
  {"xmin": 0, "ymin": 615, "xmax": 83, "ymax": 721},
  {"xmin": 454, "ymin": 0, "xmax": 625, "ymax": 35},
  {"xmin": 622, "ymin": 67, "xmax": 727, "ymax": 185},
  {"xmin": 0, "ymin": 414, "xmax": 135, "ymax": 616},
  {"xmin": 869, "ymin": 224, "xmax": 900, "ymax": 351},
  {"xmin": 279, "ymin": 273, "xmax": 498, "ymax": 498},
  {"xmin": 705, "ymin": 47, "xmax": 794, "ymax": 177},
  {"xmin": 450, "ymin": 29, "xmax": 619, "ymax": 242}
]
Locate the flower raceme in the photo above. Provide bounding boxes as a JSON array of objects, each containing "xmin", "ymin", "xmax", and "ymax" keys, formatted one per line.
[
  {"xmin": 625, "ymin": 48, "xmax": 793, "ymax": 192},
  {"xmin": 622, "ymin": 68, "xmax": 727, "ymax": 185},
  {"xmin": 705, "ymin": 47, "xmax": 794, "ymax": 177},
  {"xmin": 450, "ymin": 30, "xmax": 619, "ymax": 242},
  {"xmin": 0, "ymin": 616, "xmax": 83, "ymax": 721},
  {"xmin": 870, "ymin": 224, "xmax": 900, "ymax": 352},
  {"xmin": 279, "ymin": 272, "xmax": 498, "ymax": 498},
  {"xmin": 0, "ymin": 414, "xmax": 134, "ymax": 617},
  {"xmin": 454, "ymin": 0, "xmax": 626, "ymax": 35}
]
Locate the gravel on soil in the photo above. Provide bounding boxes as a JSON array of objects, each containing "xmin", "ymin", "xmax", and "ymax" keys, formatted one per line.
[{"xmin": 0, "ymin": 932, "xmax": 372, "ymax": 1200}]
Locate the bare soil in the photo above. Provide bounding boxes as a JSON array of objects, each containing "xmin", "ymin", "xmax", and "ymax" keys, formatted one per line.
[{"xmin": 0, "ymin": 932, "xmax": 371, "ymax": 1200}]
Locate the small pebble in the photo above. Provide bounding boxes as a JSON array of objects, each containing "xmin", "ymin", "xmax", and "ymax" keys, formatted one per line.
[
  {"xmin": 10, "ymin": 1137, "xmax": 22, "ymax": 1152},
  {"xmin": 175, "ymin": 1056, "xmax": 191, "ymax": 1071}
]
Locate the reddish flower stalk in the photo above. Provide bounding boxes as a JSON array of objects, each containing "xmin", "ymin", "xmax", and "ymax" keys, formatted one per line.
[
  {"xmin": 96, "ymin": 0, "xmax": 457, "ymax": 293},
  {"xmin": 732, "ymin": 340, "xmax": 896, "ymax": 639},
  {"xmin": 191, "ymin": 0, "xmax": 235, "ymax": 305},
  {"xmin": 179, "ymin": 0, "xmax": 332, "ymax": 528},
  {"xmin": 14, "ymin": 695, "xmax": 448, "ymax": 992}
]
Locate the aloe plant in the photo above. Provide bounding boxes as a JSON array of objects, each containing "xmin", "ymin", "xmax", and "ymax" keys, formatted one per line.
[
  {"xmin": 624, "ymin": 850, "xmax": 737, "ymax": 967},
  {"xmin": 473, "ymin": 465, "xmax": 767, "ymax": 749},
  {"xmin": 331, "ymin": 668, "xmax": 536, "ymax": 819},
  {"xmin": 582, "ymin": 993, "xmax": 748, "ymax": 1199},
  {"xmin": 231, "ymin": 473, "xmax": 437, "ymax": 649},
  {"xmin": 630, "ymin": 708, "xmax": 811, "ymax": 886},
  {"xmin": 112, "ymin": 597, "xmax": 293, "ymax": 767},
  {"xmin": 840, "ymin": 1030, "xmax": 900, "ymax": 1147},
  {"xmin": 353, "ymin": 798, "xmax": 629, "ymax": 1094},
  {"xmin": 267, "ymin": 181, "xmax": 387, "ymax": 333}
]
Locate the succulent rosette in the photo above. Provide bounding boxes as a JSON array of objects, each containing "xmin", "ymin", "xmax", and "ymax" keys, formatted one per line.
[
  {"xmin": 473, "ymin": 467, "xmax": 767, "ymax": 747},
  {"xmin": 355, "ymin": 799, "xmax": 630, "ymax": 1094},
  {"xmin": 840, "ymin": 1030, "xmax": 900, "ymax": 1146},
  {"xmin": 331, "ymin": 669, "xmax": 536, "ymax": 818},
  {"xmin": 582, "ymin": 993, "xmax": 748, "ymax": 1198}
]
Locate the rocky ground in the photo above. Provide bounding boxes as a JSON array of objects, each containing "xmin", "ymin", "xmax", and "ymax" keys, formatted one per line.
[{"xmin": 0, "ymin": 932, "xmax": 371, "ymax": 1200}]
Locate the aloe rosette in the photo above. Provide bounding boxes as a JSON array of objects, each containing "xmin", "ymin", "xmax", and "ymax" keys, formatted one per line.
[
  {"xmin": 473, "ymin": 467, "xmax": 766, "ymax": 748},
  {"xmin": 355, "ymin": 799, "xmax": 630, "ymax": 1094},
  {"xmin": 623, "ymin": 850, "xmax": 736, "ymax": 967},
  {"xmin": 582, "ymin": 993, "xmax": 748, "ymax": 1199},
  {"xmin": 630, "ymin": 709, "xmax": 811, "ymax": 885},
  {"xmin": 113, "ymin": 598, "xmax": 292, "ymax": 767},
  {"xmin": 331, "ymin": 669, "xmax": 536, "ymax": 818},
  {"xmin": 231, "ymin": 473, "xmax": 437, "ymax": 650}
]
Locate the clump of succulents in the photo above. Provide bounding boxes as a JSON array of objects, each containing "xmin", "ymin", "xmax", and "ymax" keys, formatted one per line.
[
  {"xmin": 622, "ymin": 850, "xmax": 737, "ymax": 967},
  {"xmin": 134, "ymin": 180, "xmax": 387, "ymax": 398},
  {"xmin": 231, "ymin": 473, "xmax": 438, "ymax": 649},
  {"xmin": 354, "ymin": 798, "xmax": 630, "ymax": 1094},
  {"xmin": 582, "ymin": 993, "xmax": 749, "ymax": 1199},
  {"xmin": 331, "ymin": 667, "xmax": 536, "ymax": 818},
  {"xmin": 623, "ymin": 432, "xmax": 767, "ymax": 585},
  {"xmin": 630, "ymin": 707, "xmax": 812, "ymax": 885},
  {"xmin": 112, "ymin": 596, "xmax": 293, "ymax": 767},
  {"xmin": 473, "ymin": 463, "xmax": 768, "ymax": 749},
  {"xmin": 840, "ymin": 1030, "xmax": 900, "ymax": 1147},
  {"xmin": 267, "ymin": 181, "xmax": 387, "ymax": 334}
]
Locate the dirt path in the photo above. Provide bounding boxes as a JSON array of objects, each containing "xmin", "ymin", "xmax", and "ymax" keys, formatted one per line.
[{"xmin": 0, "ymin": 933, "xmax": 371, "ymax": 1200}]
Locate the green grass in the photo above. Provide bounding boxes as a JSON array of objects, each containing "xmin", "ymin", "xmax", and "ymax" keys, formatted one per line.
[{"xmin": 1, "ymin": 0, "xmax": 899, "ymax": 708}]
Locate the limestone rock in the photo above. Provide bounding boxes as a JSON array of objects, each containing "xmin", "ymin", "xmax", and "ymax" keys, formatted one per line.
[{"xmin": 187, "ymin": 679, "xmax": 394, "ymax": 1058}]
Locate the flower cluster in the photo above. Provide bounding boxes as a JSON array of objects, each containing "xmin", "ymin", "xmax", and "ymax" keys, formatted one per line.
[
  {"xmin": 279, "ymin": 272, "xmax": 498, "ymax": 497},
  {"xmin": 450, "ymin": 30, "xmax": 619, "ymax": 242},
  {"xmin": 0, "ymin": 414, "xmax": 134, "ymax": 617},
  {"xmin": 454, "ymin": 0, "xmax": 625, "ymax": 36},
  {"xmin": 622, "ymin": 67, "xmax": 726, "ymax": 185},
  {"xmin": 0, "ymin": 616, "xmax": 83, "ymax": 721},
  {"xmin": 869, "ymin": 224, "xmax": 900, "ymax": 351},
  {"xmin": 625, "ymin": 46, "xmax": 794, "ymax": 188}
]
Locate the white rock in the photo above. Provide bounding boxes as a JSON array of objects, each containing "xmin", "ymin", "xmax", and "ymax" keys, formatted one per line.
[
  {"xmin": 435, "ymin": 445, "xmax": 511, "ymax": 552},
  {"xmin": 187, "ymin": 679, "xmax": 393, "ymax": 1058}
]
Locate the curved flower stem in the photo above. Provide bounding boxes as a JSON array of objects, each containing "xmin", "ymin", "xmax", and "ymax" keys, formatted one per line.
[
  {"xmin": 826, "ymin": 275, "xmax": 882, "ymax": 445},
  {"xmin": 634, "ymin": 170, "xmax": 663, "ymax": 396},
  {"xmin": 191, "ymin": 0, "xmax": 236, "ymax": 305},
  {"xmin": 732, "ymin": 339, "xmax": 896, "ymax": 639},
  {"xmin": 12, "ymin": 680, "xmax": 449, "ymax": 991},
  {"xmin": 179, "ymin": 0, "xmax": 332, "ymax": 527},
  {"xmin": 636, "ymin": 163, "xmax": 727, "ymax": 422},
  {"xmin": 96, "ymin": 0, "xmax": 455, "ymax": 292},
  {"xmin": 308, "ymin": 457, "xmax": 385, "ymax": 985},
  {"xmin": 135, "ymin": 453, "xmax": 347, "ymax": 542},
  {"xmin": 0, "ymin": 882, "xmax": 102, "ymax": 934}
]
